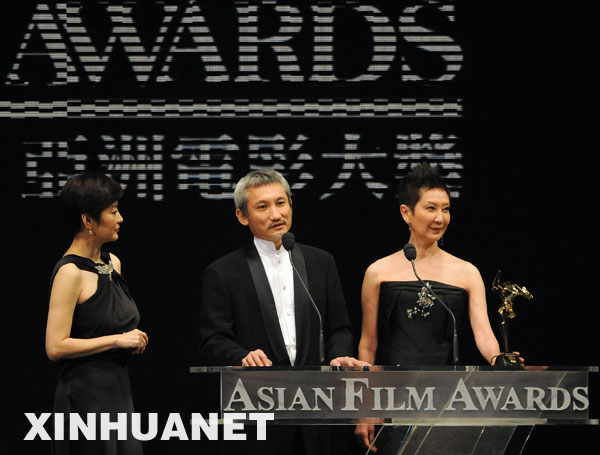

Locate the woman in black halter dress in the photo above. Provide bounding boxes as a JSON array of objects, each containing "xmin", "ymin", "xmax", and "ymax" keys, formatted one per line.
[
  {"xmin": 45, "ymin": 173, "xmax": 148, "ymax": 454},
  {"xmin": 355, "ymin": 164, "xmax": 503, "ymax": 452}
]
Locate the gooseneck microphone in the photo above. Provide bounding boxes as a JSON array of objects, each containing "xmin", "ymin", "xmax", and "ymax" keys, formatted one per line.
[
  {"xmin": 403, "ymin": 243, "xmax": 460, "ymax": 365},
  {"xmin": 281, "ymin": 231, "xmax": 296, "ymax": 252},
  {"xmin": 282, "ymin": 232, "xmax": 325, "ymax": 364}
]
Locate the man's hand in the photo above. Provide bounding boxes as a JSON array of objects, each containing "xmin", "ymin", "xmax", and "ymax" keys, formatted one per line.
[
  {"xmin": 242, "ymin": 349, "xmax": 273, "ymax": 367},
  {"xmin": 329, "ymin": 356, "xmax": 370, "ymax": 368}
]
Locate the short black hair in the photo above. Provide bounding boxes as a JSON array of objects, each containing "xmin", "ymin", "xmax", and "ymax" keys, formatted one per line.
[
  {"xmin": 58, "ymin": 172, "xmax": 123, "ymax": 237},
  {"xmin": 398, "ymin": 163, "xmax": 450, "ymax": 210}
]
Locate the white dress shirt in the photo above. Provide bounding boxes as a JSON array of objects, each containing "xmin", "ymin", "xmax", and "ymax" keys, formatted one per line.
[{"xmin": 254, "ymin": 237, "xmax": 297, "ymax": 365}]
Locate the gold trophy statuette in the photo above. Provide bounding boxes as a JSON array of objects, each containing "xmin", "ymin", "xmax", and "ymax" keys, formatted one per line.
[{"xmin": 491, "ymin": 271, "xmax": 533, "ymax": 368}]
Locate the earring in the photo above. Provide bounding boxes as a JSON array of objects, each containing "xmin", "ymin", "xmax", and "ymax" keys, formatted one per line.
[
  {"xmin": 408, "ymin": 222, "xmax": 411, "ymax": 232},
  {"xmin": 88, "ymin": 228, "xmax": 94, "ymax": 235}
]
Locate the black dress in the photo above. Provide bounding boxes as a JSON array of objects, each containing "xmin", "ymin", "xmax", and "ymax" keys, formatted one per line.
[
  {"xmin": 376, "ymin": 281, "xmax": 469, "ymax": 366},
  {"xmin": 370, "ymin": 281, "xmax": 470, "ymax": 454},
  {"xmin": 50, "ymin": 251, "xmax": 143, "ymax": 455}
]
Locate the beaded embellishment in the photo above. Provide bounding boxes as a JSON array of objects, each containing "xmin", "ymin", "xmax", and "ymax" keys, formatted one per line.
[
  {"xmin": 94, "ymin": 262, "xmax": 114, "ymax": 281},
  {"xmin": 407, "ymin": 283, "xmax": 436, "ymax": 318}
]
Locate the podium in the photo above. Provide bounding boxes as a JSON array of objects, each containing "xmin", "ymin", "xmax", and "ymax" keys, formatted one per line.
[{"xmin": 189, "ymin": 365, "xmax": 598, "ymax": 454}]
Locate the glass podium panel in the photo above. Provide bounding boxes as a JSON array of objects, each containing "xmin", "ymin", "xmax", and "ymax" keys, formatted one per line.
[
  {"xmin": 189, "ymin": 366, "xmax": 598, "ymax": 454},
  {"xmin": 370, "ymin": 425, "xmax": 533, "ymax": 455}
]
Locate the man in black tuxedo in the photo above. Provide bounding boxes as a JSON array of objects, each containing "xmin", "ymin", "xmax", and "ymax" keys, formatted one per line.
[{"xmin": 198, "ymin": 169, "xmax": 365, "ymax": 453}]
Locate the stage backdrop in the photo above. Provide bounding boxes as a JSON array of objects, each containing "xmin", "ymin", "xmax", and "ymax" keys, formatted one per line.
[{"xmin": 1, "ymin": 1, "xmax": 597, "ymax": 453}]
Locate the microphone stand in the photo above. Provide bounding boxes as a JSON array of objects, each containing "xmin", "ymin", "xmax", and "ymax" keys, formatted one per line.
[
  {"xmin": 289, "ymin": 256, "xmax": 325, "ymax": 365},
  {"xmin": 282, "ymin": 234, "xmax": 325, "ymax": 365},
  {"xmin": 408, "ymin": 259, "xmax": 460, "ymax": 365}
]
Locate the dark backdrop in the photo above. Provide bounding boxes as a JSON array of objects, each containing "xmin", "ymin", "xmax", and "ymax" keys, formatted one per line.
[{"xmin": 1, "ymin": 1, "xmax": 597, "ymax": 453}]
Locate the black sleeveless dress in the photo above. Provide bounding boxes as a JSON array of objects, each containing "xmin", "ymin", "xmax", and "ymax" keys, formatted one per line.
[
  {"xmin": 50, "ymin": 252, "xmax": 143, "ymax": 455},
  {"xmin": 371, "ymin": 282, "xmax": 471, "ymax": 454},
  {"xmin": 376, "ymin": 281, "xmax": 469, "ymax": 366}
]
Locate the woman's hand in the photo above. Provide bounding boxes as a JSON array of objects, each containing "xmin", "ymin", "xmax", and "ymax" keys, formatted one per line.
[
  {"xmin": 116, "ymin": 329, "xmax": 149, "ymax": 354},
  {"xmin": 355, "ymin": 420, "xmax": 380, "ymax": 452},
  {"xmin": 491, "ymin": 351, "xmax": 524, "ymax": 367}
]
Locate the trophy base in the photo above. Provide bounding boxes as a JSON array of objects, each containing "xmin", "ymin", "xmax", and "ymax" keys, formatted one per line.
[{"xmin": 494, "ymin": 352, "xmax": 523, "ymax": 369}]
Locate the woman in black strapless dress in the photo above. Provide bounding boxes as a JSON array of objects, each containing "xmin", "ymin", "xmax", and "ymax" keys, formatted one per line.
[
  {"xmin": 355, "ymin": 163, "xmax": 504, "ymax": 452},
  {"xmin": 45, "ymin": 173, "xmax": 148, "ymax": 454}
]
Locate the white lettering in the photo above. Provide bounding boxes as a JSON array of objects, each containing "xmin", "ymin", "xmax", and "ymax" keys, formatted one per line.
[
  {"xmin": 158, "ymin": 2, "xmax": 228, "ymax": 83},
  {"xmin": 288, "ymin": 388, "xmax": 312, "ymax": 411},
  {"xmin": 190, "ymin": 412, "xmax": 218, "ymax": 440},
  {"xmin": 572, "ymin": 387, "xmax": 589, "ymax": 411},
  {"xmin": 24, "ymin": 412, "xmax": 52, "ymax": 440},
  {"xmin": 524, "ymin": 387, "xmax": 548, "ymax": 411},
  {"xmin": 446, "ymin": 378, "xmax": 478, "ymax": 411},
  {"xmin": 160, "ymin": 413, "xmax": 188, "ymax": 440},
  {"xmin": 223, "ymin": 413, "xmax": 246, "ymax": 441},
  {"xmin": 399, "ymin": 3, "xmax": 462, "ymax": 81},
  {"xmin": 5, "ymin": 4, "xmax": 77, "ymax": 86},
  {"xmin": 275, "ymin": 388, "xmax": 287, "ymax": 411},
  {"xmin": 99, "ymin": 413, "xmax": 127, "ymax": 441},
  {"xmin": 131, "ymin": 413, "xmax": 158, "ymax": 441},
  {"xmin": 500, "ymin": 388, "xmax": 525, "ymax": 411},
  {"xmin": 7, "ymin": 2, "xmax": 463, "ymax": 86},
  {"xmin": 348, "ymin": 5, "xmax": 397, "ymax": 82},
  {"xmin": 224, "ymin": 379, "xmax": 257, "ymax": 411},
  {"xmin": 248, "ymin": 413, "xmax": 274, "ymax": 440},
  {"xmin": 342, "ymin": 378, "xmax": 369, "ymax": 411},
  {"xmin": 257, "ymin": 387, "xmax": 275, "ymax": 411},
  {"xmin": 372, "ymin": 387, "xmax": 385, "ymax": 411},
  {"xmin": 69, "ymin": 413, "xmax": 96, "ymax": 440},
  {"xmin": 406, "ymin": 387, "xmax": 436, "ymax": 411},
  {"xmin": 548, "ymin": 388, "xmax": 571, "ymax": 411},
  {"xmin": 472, "ymin": 386, "xmax": 505, "ymax": 410},
  {"xmin": 312, "ymin": 387, "xmax": 335, "ymax": 411},
  {"xmin": 384, "ymin": 387, "xmax": 406, "ymax": 411},
  {"xmin": 234, "ymin": 4, "xmax": 303, "ymax": 82}
]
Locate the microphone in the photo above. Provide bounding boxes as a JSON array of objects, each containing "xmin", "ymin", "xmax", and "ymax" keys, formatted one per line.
[
  {"xmin": 282, "ymin": 231, "xmax": 295, "ymax": 252},
  {"xmin": 403, "ymin": 243, "xmax": 417, "ymax": 261},
  {"xmin": 403, "ymin": 243, "xmax": 460, "ymax": 365},
  {"xmin": 282, "ymin": 232, "xmax": 325, "ymax": 364}
]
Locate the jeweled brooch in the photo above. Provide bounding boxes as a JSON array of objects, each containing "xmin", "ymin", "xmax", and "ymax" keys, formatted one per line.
[
  {"xmin": 407, "ymin": 283, "xmax": 436, "ymax": 318},
  {"xmin": 94, "ymin": 262, "xmax": 114, "ymax": 281}
]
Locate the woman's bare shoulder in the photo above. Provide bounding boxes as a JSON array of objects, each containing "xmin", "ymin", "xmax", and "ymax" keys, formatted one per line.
[
  {"xmin": 443, "ymin": 250, "xmax": 477, "ymax": 269},
  {"xmin": 442, "ymin": 251, "xmax": 483, "ymax": 287},
  {"xmin": 366, "ymin": 251, "xmax": 403, "ymax": 273},
  {"xmin": 364, "ymin": 250, "xmax": 412, "ymax": 284},
  {"xmin": 51, "ymin": 262, "xmax": 84, "ymax": 298},
  {"xmin": 54, "ymin": 262, "xmax": 83, "ymax": 281}
]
